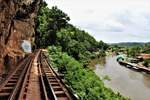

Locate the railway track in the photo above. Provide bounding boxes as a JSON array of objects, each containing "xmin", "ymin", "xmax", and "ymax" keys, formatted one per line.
[
  {"xmin": 38, "ymin": 52, "xmax": 76, "ymax": 100},
  {"xmin": 0, "ymin": 49, "xmax": 76, "ymax": 100},
  {"xmin": 0, "ymin": 50, "xmax": 39, "ymax": 100}
]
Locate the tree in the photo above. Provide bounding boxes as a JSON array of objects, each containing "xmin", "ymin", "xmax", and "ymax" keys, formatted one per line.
[
  {"xmin": 127, "ymin": 46, "xmax": 141, "ymax": 57},
  {"xmin": 48, "ymin": 46, "xmax": 128, "ymax": 100},
  {"xmin": 35, "ymin": 2, "xmax": 70, "ymax": 48},
  {"xmin": 36, "ymin": 2, "xmax": 108, "ymax": 65},
  {"xmin": 98, "ymin": 41, "xmax": 109, "ymax": 51}
]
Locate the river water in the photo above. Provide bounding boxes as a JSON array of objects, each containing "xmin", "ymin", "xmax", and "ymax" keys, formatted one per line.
[{"xmin": 93, "ymin": 55, "xmax": 150, "ymax": 100}]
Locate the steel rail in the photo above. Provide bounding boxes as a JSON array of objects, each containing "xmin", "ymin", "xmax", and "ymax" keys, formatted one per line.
[
  {"xmin": 43, "ymin": 52, "xmax": 77, "ymax": 100},
  {"xmin": 38, "ymin": 60, "xmax": 49, "ymax": 100},
  {"xmin": 8, "ymin": 55, "xmax": 33, "ymax": 100},
  {"xmin": 17, "ymin": 50, "xmax": 40, "ymax": 100},
  {"xmin": 40, "ymin": 52, "xmax": 73, "ymax": 100},
  {"xmin": 0, "ymin": 55, "xmax": 32, "ymax": 100}
]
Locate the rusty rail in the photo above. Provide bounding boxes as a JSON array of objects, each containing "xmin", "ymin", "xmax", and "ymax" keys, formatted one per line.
[
  {"xmin": 0, "ymin": 49, "xmax": 77, "ymax": 100},
  {"xmin": 0, "ymin": 50, "xmax": 39, "ymax": 100},
  {"xmin": 39, "ymin": 52, "xmax": 77, "ymax": 100}
]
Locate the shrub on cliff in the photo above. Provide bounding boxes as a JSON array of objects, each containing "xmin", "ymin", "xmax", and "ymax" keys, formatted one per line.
[
  {"xmin": 36, "ymin": 2, "xmax": 70, "ymax": 48},
  {"xmin": 48, "ymin": 46, "xmax": 128, "ymax": 100}
]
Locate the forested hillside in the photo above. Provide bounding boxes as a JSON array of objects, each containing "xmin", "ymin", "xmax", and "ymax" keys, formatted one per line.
[
  {"xmin": 35, "ymin": 2, "xmax": 108, "ymax": 65},
  {"xmin": 111, "ymin": 42, "xmax": 150, "ymax": 47},
  {"xmin": 35, "ymin": 2, "xmax": 128, "ymax": 100}
]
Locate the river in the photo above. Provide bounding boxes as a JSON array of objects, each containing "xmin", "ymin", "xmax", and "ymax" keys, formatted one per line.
[{"xmin": 93, "ymin": 55, "xmax": 150, "ymax": 100}]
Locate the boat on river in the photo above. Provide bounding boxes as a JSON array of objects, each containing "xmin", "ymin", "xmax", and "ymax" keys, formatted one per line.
[{"xmin": 118, "ymin": 60, "xmax": 150, "ymax": 74}]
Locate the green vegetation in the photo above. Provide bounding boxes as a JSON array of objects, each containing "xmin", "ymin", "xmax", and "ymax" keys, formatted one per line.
[
  {"xmin": 144, "ymin": 50, "xmax": 150, "ymax": 54},
  {"xmin": 140, "ymin": 43, "xmax": 150, "ymax": 67},
  {"xmin": 142, "ymin": 43, "xmax": 150, "ymax": 54},
  {"xmin": 36, "ymin": 2, "xmax": 128, "ymax": 100},
  {"xmin": 48, "ymin": 46, "xmax": 128, "ymax": 100},
  {"xmin": 111, "ymin": 42, "xmax": 150, "ymax": 57},
  {"xmin": 144, "ymin": 59, "xmax": 150, "ymax": 67},
  {"xmin": 56, "ymin": 26, "xmax": 108, "ymax": 65},
  {"xmin": 111, "ymin": 45, "xmax": 142, "ymax": 58},
  {"xmin": 110, "ymin": 45, "xmax": 123, "ymax": 53},
  {"xmin": 111, "ymin": 43, "xmax": 150, "ymax": 68},
  {"xmin": 36, "ymin": 2, "xmax": 70, "ymax": 47},
  {"xmin": 126, "ymin": 46, "xmax": 142, "ymax": 57},
  {"xmin": 36, "ymin": 2, "xmax": 108, "ymax": 65},
  {"xmin": 111, "ymin": 42, "xmax": 150, "ymax": 47},
  {"xmin": 103, "ymin": 75, "xmax": 111, "ymax": 81}
]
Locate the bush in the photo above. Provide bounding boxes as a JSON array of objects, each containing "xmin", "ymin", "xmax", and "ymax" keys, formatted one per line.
[
  {"xmin": 48, "ymin": 46, "xmax": 128, "ymax": 100},
  {"xmin": 144, "ymin": 59, "xmax": 150, "ymax": 67}
]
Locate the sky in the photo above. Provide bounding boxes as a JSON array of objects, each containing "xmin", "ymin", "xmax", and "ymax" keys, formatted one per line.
[{"xmin": 45, "ymin": 0, "xmax": 150, "ymax": 43}]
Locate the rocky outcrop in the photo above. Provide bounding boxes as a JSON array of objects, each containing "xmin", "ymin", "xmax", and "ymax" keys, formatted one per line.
[{"xmin": 0, "ymin": 0, "xmax": 42, "ymax": 75}]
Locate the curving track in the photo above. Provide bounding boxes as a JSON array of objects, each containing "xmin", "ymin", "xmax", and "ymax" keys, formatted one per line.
[
  {"xmin": 0, "ymin": 50, "xmax": 39, "ymax": 100},
  {"xmin": 0, "ymin": 50, "xmax": 77, "ymax": 100},
  {"xmin": 38, "ymin": 52, "xmax": 76, "ymax": 100}
]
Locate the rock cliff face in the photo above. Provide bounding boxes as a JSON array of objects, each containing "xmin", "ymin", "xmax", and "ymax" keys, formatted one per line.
[{"xmin": 0, "ymin": 0, "xmax": 42, "ymax": 75}]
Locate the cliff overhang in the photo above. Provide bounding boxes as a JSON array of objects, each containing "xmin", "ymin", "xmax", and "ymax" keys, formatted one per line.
[{"xmin": 0, "ymin": 0, "xmax": 42, "ymax": 76}]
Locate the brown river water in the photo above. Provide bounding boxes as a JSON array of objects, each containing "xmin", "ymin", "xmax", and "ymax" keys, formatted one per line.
[{"xmin": 93, "ymin": 55, "xmax": 150, "ymax": 100}]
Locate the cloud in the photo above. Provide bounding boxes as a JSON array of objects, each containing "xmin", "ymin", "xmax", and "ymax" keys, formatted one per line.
[{"xmin": 45, "ymin": 0, "xmax": 150, "ymax": 43}]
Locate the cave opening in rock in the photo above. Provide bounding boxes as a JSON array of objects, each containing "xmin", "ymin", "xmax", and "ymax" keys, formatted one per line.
[{"xmin": 21, "ymin": 40, "xmax": 32, "ymax": 53}]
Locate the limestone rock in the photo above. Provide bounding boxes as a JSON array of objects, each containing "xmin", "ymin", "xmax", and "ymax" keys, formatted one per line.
[{"xmin": 0, "ymin": 0, "xmax": 42, "ymax": 75}]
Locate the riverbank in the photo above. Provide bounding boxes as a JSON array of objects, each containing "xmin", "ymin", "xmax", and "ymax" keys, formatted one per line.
[
  {"xmin": 90, "ymin": 55, "xmax": 150, "ymax": 100},
  {"xmin": 48, "ymin": 46, "xmax": 128, "ymax": 100},
  {"xmin": 118, "ymin": 60, "xmax": 150, "ymax": 74}
]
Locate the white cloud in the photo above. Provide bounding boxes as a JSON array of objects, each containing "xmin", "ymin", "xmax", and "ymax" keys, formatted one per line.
[{"xmin": 45, "ymin": 0, "xmax": 150, "ymax": 43}]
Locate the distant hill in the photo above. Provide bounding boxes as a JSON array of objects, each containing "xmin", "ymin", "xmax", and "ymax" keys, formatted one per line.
[{"xmin": 110, "ymin": 42, "xmax": 150, "ymax": 47}]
